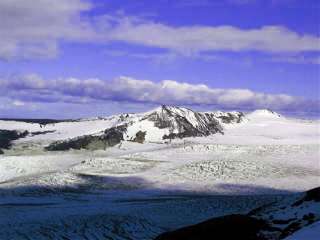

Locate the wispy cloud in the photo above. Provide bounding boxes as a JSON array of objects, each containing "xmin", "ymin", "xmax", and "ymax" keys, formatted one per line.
[
  {"xmin": 171, "ymin": 0, "xmax": 257, "ymax": 8},
  {"xmin": 1, "ymin": 74, "xmax": 319, "ymax": 113},
  {"xmin": 269, "ymin": 55, "xmax": 320, "ymax": 65},
  {"xmin": 104, "ymin": 49, "xmax": 221, "ymax": 64}
]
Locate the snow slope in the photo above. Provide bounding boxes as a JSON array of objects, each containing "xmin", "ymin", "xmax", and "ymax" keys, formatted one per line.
[{"xmin": 212, "ymin": 109, "xmax": 320, "ymax": 145}]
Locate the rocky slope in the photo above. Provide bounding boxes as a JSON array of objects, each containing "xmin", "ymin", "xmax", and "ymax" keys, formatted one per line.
[
  {"xmin": 45, "ymin": 125, "xmax": 127, "ymax": 151},
  {"xmin": 0, "ymin": 129, "xmax": 28, "ymax": 153}
]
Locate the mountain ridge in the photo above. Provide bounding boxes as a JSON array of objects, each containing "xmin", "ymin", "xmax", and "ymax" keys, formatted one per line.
[
  {"xmin": 0, "ymin": 105, "xmax": 287, "ymax": 152},
  {"xmin": 45, "ymin": 105, "xmax": 247, "ymax": 151}
]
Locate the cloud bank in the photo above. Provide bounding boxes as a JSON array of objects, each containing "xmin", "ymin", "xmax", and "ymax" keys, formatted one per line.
[{"xmin": 1, "ymin": 74, "xmax": 319, "ymax": 113}]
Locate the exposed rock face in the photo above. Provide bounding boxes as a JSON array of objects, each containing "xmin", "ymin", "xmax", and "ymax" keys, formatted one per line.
[
  {"xmin": 45, "ymin": 125, "xmax": 126, "ymax": 151},
  {"xmin": 45, "ymin": 135, "xmax": 102, "ymax": 151},
  {"xmin": 0, "ymin": 129, "xmax": 29, "ymax": 151},
  {"xmin": 143, "ymin": 105, "xmax": 225, "ymax": 140},
  {"xmin": 133, "ymin": 131, "xmax": 146, "ymax": 143},
  {"xmin": 215, "ymin": 112, "xmax": 245, "ymax": 124},
  {"xmin": 103, "ymin": 125, "xmax": 126, "ymax": 146}
]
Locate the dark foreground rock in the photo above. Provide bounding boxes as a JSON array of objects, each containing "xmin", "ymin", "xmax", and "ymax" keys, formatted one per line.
[
  {"xmin": 155, "ymin": 214, "xmax": 272, "ymax": 240},
  {"xmin": 155, "ymin": 187, "xmax": 320, "ymax": 240},
  {"xmin": 293, "ymin": 187, "xmax": 320, "ymax": 206}
]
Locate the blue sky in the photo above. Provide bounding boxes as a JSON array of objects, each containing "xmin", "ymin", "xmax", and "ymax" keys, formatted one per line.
[{"xmin": 0, "ymin": 0, "xmax": 319, "ymax": 118}]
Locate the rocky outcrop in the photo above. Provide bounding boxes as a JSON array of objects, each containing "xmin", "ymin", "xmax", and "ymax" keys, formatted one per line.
[
  {"xmin": 133, "ymin": 131, "xmax": 146, "ymax": 143},
  {"xmin": 30, "ymin": 130, "xmax": 56, "ymax": 136},
  {"xmin": 0, "ymin": 129, "xmax": 29, "ymax": 151},
  {"xmin": 45, "ymin": 125, "xmax": 126, "ymax": 151},
  {"xmin": 143, "ymin": 105, "xmax": 224, "ymax": 140},
  {"xmin": 215, "ymin": 112, "xmax": 245, "ymax": 124}
]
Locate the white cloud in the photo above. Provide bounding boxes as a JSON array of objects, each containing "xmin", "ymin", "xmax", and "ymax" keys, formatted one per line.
[
  {"xmin": 104, "ymin": 49, "xmax": 221, "ymax": 64},
  {"xmin": 0, "ymin": 0, "xmax": 94, "ymax": 60},
  {"xmin": 98, "ymin": 15, "xmax": 320, "ymax": 54},
  {"xmin": 1, "ymin": 74, "xmax": 318, "ymax": 112},
  {"xmin": 12, "ymin": 100, "xmax": 25, "ymax": 106}
]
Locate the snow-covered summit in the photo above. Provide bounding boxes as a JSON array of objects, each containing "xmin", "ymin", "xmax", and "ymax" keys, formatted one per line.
[
  {"xmin": 130, "ymin": 105, "xmax": 247, "ymax": 141},
  {"xmin": 247, "ymin": 109, "xmax": 282, "ymax": 120}
]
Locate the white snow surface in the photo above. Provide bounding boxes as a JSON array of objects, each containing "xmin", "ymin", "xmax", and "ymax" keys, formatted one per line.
[{"xmin": 0, "ymin": 118, "xmax": 116, "ymax": 142}]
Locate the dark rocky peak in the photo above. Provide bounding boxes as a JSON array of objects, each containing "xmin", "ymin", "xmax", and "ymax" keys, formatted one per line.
[{"xmin": 143, "ymin": 105, "xmax": 223, "ymax": 139}]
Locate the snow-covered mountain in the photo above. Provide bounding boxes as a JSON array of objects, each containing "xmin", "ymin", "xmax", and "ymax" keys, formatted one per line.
[
  {"xmin": 247, "ymin": 109, "xmax": 282, "ymax": 120},
  {"xmin": 44, "ymin": 105, "xmax": 245, "ymax": 151},
  {"xmin": 0, "ymin": 105, "xmax": 246, "ymax": 152},
  {"xmin": 123, "ymin": 105, "xmax": 244, "ymax": 142}
]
